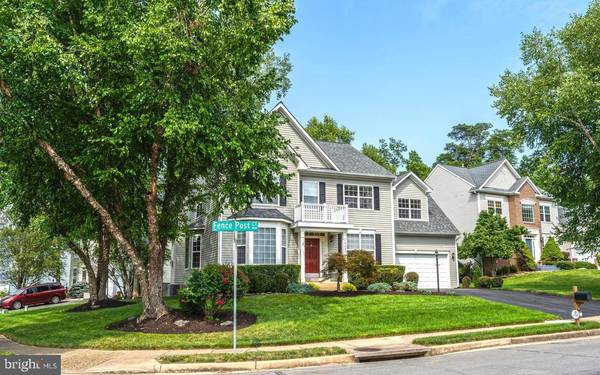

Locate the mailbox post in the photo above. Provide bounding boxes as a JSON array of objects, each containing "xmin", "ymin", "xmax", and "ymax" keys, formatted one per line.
[{"xmin": 572, "ymin": 286, "xmax": 592, "ymax": 326}]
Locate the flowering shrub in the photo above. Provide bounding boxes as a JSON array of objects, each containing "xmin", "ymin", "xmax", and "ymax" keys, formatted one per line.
[
  {"xmin": 341, "ymin": 283, "xmax": 357, "ymax": 292},
  {"xmin": 179, "ymin": 265, "xmax": 249, "ymax": 320}
]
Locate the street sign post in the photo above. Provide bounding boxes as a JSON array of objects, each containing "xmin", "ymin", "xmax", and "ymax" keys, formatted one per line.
[{"xmin": 212, "ymin": 220, "xmax": 259, "ymax": 353}]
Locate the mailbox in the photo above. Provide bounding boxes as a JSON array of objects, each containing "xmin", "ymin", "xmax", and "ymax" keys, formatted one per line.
[{"xmin": 574, "ymin": 291, "xmax": 592, "ymax": 303}]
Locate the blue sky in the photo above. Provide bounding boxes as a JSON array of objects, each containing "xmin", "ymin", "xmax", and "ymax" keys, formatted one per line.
[{"xmin": 274, "ymin": 0, "xmax": 589, "ymax": 165}]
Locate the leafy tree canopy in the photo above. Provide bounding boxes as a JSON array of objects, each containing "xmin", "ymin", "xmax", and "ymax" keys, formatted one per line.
[
  {"xmin": 491, "ymin": 1, "xmax": 600, "ymax": 254},
  {"xmin": 436, "ymin": 123, "xmax": 522, "ymax": 167},
  {"xmin": 305, "ymin": 115, "xmax": 354, "ymax": 143},
  {"xmin": 405, "ymin": 150, "xmax": 431, "ymax": 180},
  {"xmin": 362, "ymin": 138, "xmax": 407, "ymax": 174}
]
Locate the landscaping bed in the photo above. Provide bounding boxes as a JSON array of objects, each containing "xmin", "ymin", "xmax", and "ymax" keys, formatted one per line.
[
  {"xmin": 69, "ymin": 299, "xmax": 134, "ymax": 313},
  {"xmin": 159, "ymin": 347, "xmax": 346, "ymax": 363},
  {"xmin": 502, "ymin": 269, "xmax": 600, "ymax": 298},
  {"xmin": 308, "ymin": 290, "xmax": 450, "ymax": 297},
  {"xmin": 0, "ymin": 294, "xmax": 556, "ymax": 350},
  {"xmin": 413, "ymin": 321, "xmax": 600, "ymax": 346},
  {"xmin": 108, "ymin": 310, "xmax": 256, "ymax": 334}
]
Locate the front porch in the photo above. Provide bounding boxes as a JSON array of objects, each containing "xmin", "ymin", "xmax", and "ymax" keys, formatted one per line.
[{"xmin": 296, "ymin": 228, "xmax": 351, "ymax": 283}]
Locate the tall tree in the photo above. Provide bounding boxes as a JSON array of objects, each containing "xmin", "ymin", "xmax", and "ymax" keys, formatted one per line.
[
  {"xmin": 362, "ymin": 138, "xmax": 407, "ymax": 174},
  {"xmin": 436, "ymin": 123, "xmax": 520, "ymax": 167},
  {"xmin": 491, "ymin": 1, "xmax": 600, "ymax": 255},
  {"xmin": 0, "ymin": 224, "xmax": 63, "ymax": 289},
  {"xmin": 0, "ymin": 0, "xmax": 295, "ymax": 319},
  {"xmin": 305, "ymin": 115, "xmax": 354, "ymax": 143},
  {"xmin": 405, "ymin": 150, "xmax": 431, "ymax": 180}
]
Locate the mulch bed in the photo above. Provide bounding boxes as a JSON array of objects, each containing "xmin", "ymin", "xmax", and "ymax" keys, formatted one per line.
[
  {"xmin": 68, "ymin": 298, "xmax": 134, "ymax": 312},
  {"xmin": 108, "ymin": 310, "xmax": 257, "ymax": 334},
  {"xmin": 308, "ymin": 290, "xmax": 452, "ymax": 297}
]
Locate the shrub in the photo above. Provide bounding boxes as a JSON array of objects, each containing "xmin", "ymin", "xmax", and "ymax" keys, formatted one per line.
[
  {"xmin": 541, "ymin": 237, "xmax": 564, "ymax": 263},
  {"xmin": 307, "ymin": 282, "xmax": 321, "ymax": 291},
  {"xmin": 374, "ymin": 266, "xmax": 405, "ymax": 285},
  {"xmin": 555, "ymin": 261, "xmax": 574, "ymax": 270},
  {"xmin": 596, "ymin": 253, "xmax": 600, "ymax": 265},
  {"xmin": 238, "ymin": 265, "xmax": 300, "ymax": 293},
  {"xmin": 347, "ymin": 250, "xmax": 376, "ymax": 290},
  {"xmin": 367, "ymin": 282, "xmax": 392, "ymax": 293},
  {"xmin": 287, "ymin": 282, "xmax": 317, "ymax": 294},
  {"xmin": 326, "ymin": 253, "xmax": 348, "ymax": 291},
  {"xmin": 341, "ymin": 283, "xmax": 357, "ymax": 292},
  {"xmin": 0, "ymin": 290, "xmax": 6, "ymax": 298},
  {"xmin": 515, "ymin": 242, "xmax": 536, "ymax": 271},
  {"xmin": 393, "ymin": 281, "xmax": 417, "ymax": 292},
  {"xmin": 68, "ymin": 282, "xmax": 89, "ymax": 298},
  {"xmin": 405, "ymin": 272, "xmax": 419, "ymax": 284},
  {"xmin": 461, "ymin": 276, "xmax": 471, "ymax": 289},
  {"xmin": 178, "ymin": 265, "xmax": 249, "ymax": 320},
  {"xmin": 561, "ymin": 251, "xmax": 571, "ymax": 261},
  {"xmin": 491, "ymin": 277, "xmax": 504, "ymax": 288},
  {"xmin": 477, "ymin": 276, "xmax": 493, "ymax": 288},
  {"xmin": 509, "ymin": 265, "xmax": 518, "ymax": 274}
]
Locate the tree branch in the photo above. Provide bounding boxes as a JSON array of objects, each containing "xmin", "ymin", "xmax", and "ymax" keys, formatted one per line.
[{"xmin": 559, "ymin": 114, "xmax": 600, "ymax": 157}]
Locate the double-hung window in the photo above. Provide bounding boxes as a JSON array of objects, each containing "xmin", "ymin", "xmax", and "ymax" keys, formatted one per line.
[
  {"xmin": 344, "ymin": 184, "xmax": 373, "ymax": 209},
  {"xmin": 253, "ymin": 228, "xmax": 276, "ymax": 264},
  {"xmin": 522, "ymin": 204, "xmax": 534, "ymax": 223},
  {"xmin": 540, "ymin": 205, "xmax": 551, "ymax": 222},
  {"xmin": 281, "ymin": 228, "xmax": 287, "ymax": 264},
  {"xmin": 236, "ymin": 232, "xmax": 246, "ymax": 264},
  {"xmin": 191, "ymin": 235, "xmax": 202, "ymax": 268},
  {"xmin": 398, "ymin": 198, "xmax": 422, "ymax": 219},
  {"xmin": 347, "ymin": 232, "xmax": 376, "ymax": 256},
  {"xmin": 487, "ymin": 200, "xmax": 503, "ymax": 215},
  {"xmin": 302, "ymin": 181, "xmax": 319, "ymax": 204}
]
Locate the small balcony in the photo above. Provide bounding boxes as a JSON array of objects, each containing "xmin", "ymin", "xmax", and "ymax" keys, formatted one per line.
[{"xmin": 294, "ymin": 203, "xmax": 348, "ymax": 224}]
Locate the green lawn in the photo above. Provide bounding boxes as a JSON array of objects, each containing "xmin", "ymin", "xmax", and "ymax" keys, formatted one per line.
[
  {"xmin": 0, "ymin": 294, "xmax": 555, "ymax": 350},
  {"xmin": 0, "ymin": 351, "xmax": 14, "ymax": 355},
  {"xmin": 413, "ymin": 321, "xmax": 600, "ymax": 346},
  {"xmin": 159, "ymin": 347, "xmax": 347, "ymax": 363},
  {"xmin": 503, "ymin": 269, "xmax": 600, "ymax": 298}
]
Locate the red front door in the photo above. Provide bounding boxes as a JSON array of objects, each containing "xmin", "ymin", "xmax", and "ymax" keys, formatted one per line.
[{"xmin": 305, "ymin": 238, "xmax": 320, "ymax": 273}]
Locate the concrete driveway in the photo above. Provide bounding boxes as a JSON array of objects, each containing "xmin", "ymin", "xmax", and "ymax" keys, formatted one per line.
[{"xmin": 454, "ymin": 288, "xmax": 600, "ymax": 319}]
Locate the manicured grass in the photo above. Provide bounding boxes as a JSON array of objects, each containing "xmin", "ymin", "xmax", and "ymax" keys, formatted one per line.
[
  {"xmin": 413, "ymin": 321, "xmax": 600, "ymax": 346},
  {"xmin": 0, "ymin": 351, "xmax": 14, "ymax": 355},
  {"xmin": 159, "ymin": 347, "xmax": 346, "ymax": 363},
  {"xmin": 0, "ymin": 294, "xmax": 555, "ymax": 350},
  {"xmin": 503, "ymin": 269, "xmax": 600, "ymax": 298}
]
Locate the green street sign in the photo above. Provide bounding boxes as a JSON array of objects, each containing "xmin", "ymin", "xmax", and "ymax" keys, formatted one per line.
[{"xmin": 212, "ymin": 220, "xmax": 259, "ymax": 232}]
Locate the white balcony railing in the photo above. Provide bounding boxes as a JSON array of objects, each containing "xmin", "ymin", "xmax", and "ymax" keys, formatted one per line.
[{"xmin": 294, "ymin": 203, "xmax": 348, "ymax": 224}]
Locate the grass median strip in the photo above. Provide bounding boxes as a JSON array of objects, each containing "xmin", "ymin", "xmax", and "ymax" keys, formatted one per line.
[
  {"xmin": 159, "ymin": 347, "xmax": 347, "ymax": 363},
  {"xmin": 0, "ymin": 351, "xmax": 14, "ymax": 355},
  {"xmin": 414, "ymin": 321, "xmax": 600, "ymax": 346}
]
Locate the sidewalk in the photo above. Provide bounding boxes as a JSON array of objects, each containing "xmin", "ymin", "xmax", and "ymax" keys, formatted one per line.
[{"xmin": 2, "ymin": 316, "xmax": 599, "ymax": 374}]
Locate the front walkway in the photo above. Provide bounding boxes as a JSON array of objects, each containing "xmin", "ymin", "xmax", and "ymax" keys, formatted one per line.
[
  {"xmin": 454, "ymin": 289, "xmax": 600, "ymax": 319},
  {"xmin": 4, "ymin": 316, "xmax": 599, "ymax": 374}
]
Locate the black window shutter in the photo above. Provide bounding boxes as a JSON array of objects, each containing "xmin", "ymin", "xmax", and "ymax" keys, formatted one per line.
[
  {"xmin": 279, "ymin": 176, "xmax": 287, "ymax": 206},
  {"xmin": 336, "ymin": 184, "xmax": 344, "ymax": 205},
  {"xmin": 319, "ymin": 182, "xmax": 326, "ymax": 204},
  {"xmin": 184, "ymin": 237, "xmax": 190, "ymax": 269},
  {"xmin": 375, "ymin": 234, "xmax": 382, "ymax": 265},
  {"xmin": 337, "ymin": 234, "xmax": 342, "ymax": 253},
  {"xmin": 299, "ymin": 180, "xmax": 303, "ymax": 202},
  {"xmin": 374, "ymin": 186, "xmax": 380, "ymax": 211}
]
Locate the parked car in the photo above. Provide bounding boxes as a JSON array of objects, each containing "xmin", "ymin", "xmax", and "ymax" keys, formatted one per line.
[{"xmin": 0, "ymin": 282, "xmax": 66, "ymax": 310}]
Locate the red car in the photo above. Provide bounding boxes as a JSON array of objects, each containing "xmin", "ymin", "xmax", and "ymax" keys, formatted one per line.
[{"xmin": 0, "ymin": 282, "xmax": 66, "ymax": 310}]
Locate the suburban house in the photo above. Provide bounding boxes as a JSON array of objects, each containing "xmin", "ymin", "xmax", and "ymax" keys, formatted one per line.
[
  {"xmin": 425, "ymin": 159, "xmax": 566, "ymax": 262},
  {"xmin": 163, "ymin": 103, "xmax": 460, "ymax": 293}
]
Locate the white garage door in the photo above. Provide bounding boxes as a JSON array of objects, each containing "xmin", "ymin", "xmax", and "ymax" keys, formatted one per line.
[{"xmin": 396, "ymin": 253, "xmax": 450, "ymax": 289}]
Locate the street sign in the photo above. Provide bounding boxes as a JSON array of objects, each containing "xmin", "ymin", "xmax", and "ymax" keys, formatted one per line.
[{"xmin": 212, "ymin": 220, "xmax": 259, "ymax": 232}]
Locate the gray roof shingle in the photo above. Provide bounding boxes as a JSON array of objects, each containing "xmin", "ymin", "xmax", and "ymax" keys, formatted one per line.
[
  {"xmin": 316, "ymin": 141, "xmax": 395, "ymax": 177},
  {"xmin": 442, "ymin": 159, "xmax": 505, "ymax": 187},
  {"xmin": 189, "ymin": 217, "xmax": 204, "ymax": 229},
  {"xmin": 395, "ymin": 196, "xmax": 459, "ymax": 236},
  {"xmin": 229, "ymin": 208, "xmax": 293, "ymax": 222}
]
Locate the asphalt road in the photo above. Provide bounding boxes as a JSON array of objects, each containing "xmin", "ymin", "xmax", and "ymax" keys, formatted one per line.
[
  {"xmin": 454, "ymin": 288, "xmax": 600, "ymax": 319},
  {"xmin": 250, "ymin": 337, "xmax": 600, "ymax": 375}
]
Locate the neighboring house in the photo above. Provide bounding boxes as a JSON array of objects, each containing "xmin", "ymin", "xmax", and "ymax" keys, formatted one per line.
[
  {"xmin": 426, "ymin": 159, "xmax": 566, "ymax": 262},
  {"xmin": 163, "ymin": 103, "xmax": 460, "ymax": 292}
]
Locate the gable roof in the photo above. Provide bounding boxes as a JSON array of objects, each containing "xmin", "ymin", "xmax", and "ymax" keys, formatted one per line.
[
  {"xmin": 394, "ymin": 196, "xmax": 459, "ymax": 236},
  {"xmin": 441, "ymin": 159, "xmax": 507, "ymax": 187},
  {"xmin": 229, "ymin": 208, "xmax": 293, "ymax": 223},
  {"xmin": 316, "ymin": 141, "xmax": 395, "ymax": 177},
  {"xmin": 393, "ymin": 172, "xmax": 432, "ymax": 193}
]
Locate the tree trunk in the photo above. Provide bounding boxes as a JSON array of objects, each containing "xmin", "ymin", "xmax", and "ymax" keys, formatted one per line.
[
  {"xmin": 67, "ymin": 241, "xmax": 99, "ymax": 303},
  {"xmin": 37, "ymin": 139, "xmax": 163, "ymax": 319},
  {"xmin": 96, "ymin": 222, "xmax": 110, "ymax": 301}
]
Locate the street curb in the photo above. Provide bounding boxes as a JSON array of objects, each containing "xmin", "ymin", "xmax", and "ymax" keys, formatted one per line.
[
  {"xmin": 156, "ymin": 354, "xmax": 356, "ymax": 373},
  {"xmin": 427, "ymin": 328, "xmax": 600, "ymax": 356}
]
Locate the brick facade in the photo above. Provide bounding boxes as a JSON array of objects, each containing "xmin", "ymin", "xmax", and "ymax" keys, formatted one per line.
[{"xmin": 508, "ymin": 182, "xmax": 541, "ymax": 231}]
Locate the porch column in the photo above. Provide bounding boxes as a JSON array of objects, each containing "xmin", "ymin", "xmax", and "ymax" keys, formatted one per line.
[
  {"xmin": 342, "ymin": 231, "xmax": 348, "ymax": 282},
  {"xmin": 300, "ymin": 229, "xmax": 306, "ymax": 283}
]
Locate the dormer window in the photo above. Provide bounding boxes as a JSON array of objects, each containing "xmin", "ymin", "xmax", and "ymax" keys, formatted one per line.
[{"xmin": 398, "ymin": 198, "xmax": 422, "ymax": 219}]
